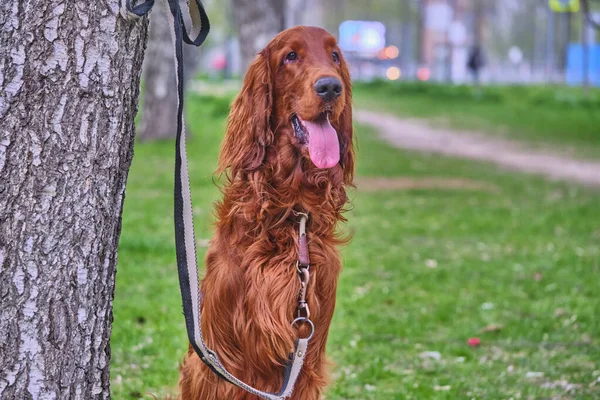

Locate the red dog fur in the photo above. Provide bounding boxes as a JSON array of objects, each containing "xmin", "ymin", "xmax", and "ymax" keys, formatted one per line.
[{"xmin": 178, "ymin": 26, "xmax": 354, "ymax": 400}]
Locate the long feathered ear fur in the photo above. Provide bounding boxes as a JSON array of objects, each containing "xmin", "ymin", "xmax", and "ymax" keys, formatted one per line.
[
  {"xmin": 217, "ymin": 50, "xmax": 273, "ymax": 177},
  {"xmin": 338, "ymin": 55, "xmax": 355, "ymax": 186}
]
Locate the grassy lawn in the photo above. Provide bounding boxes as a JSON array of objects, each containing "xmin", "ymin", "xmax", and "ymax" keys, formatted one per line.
[
  {"xmin": 354, "ymin": 81, "xmax": 600, "ymax": 159},
  {"xmin": 111, "ymin": 91, "xmax": 600, "ymax": 399}
]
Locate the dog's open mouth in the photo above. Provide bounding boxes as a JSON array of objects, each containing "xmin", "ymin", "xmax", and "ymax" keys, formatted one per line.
[{"xmin": 291, "ymin": 113, "xmax": 340, "ymax": 169}]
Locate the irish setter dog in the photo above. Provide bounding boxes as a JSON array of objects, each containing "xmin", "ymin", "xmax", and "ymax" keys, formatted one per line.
[{"xmin": 178, "ymin": 26, "xmax": 354, "ymax": 400}]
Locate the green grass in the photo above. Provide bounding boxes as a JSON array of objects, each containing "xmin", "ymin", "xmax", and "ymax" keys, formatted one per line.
[
  {"xmin": 354, "ymin": 81, "xmax": 600, "ymax": 159},
  {"xmin": 111, "ymin": 91, "xmax": 600, "ymax": 399}
]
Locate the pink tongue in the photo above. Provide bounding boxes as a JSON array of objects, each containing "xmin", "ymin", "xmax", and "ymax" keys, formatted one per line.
[{"xmin": 303, "ymin": 117, "xmax": 340, "ymax": 169}]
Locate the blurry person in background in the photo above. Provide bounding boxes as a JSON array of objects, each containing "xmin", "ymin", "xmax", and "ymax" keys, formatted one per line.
[{"xmin": 467, "ymin": 45, "xmax": 485, "ymax": 84}]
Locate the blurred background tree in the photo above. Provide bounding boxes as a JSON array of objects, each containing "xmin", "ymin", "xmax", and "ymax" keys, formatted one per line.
[
  {"xmin": 232, "ymin": 0, "xmax": 285, "ymax": 72},
  {"xmin": 140, "ymin": 1, "xmax": 203, "ymax": 141}
]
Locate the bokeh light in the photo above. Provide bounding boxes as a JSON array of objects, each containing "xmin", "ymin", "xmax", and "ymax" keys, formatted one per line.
[
  {"xmin": 385, "ymin": 45, "xmax": 399, "ymax": 59},
  {"xmin": 417, "ymin": 67, "xmax": 431, "ymax": 81},
  {"xmin": 386, "ymin": 66, "xmax": 401, "ymax": 80}
]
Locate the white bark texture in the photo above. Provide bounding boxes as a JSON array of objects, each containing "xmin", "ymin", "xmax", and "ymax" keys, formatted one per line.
[
  {"xmin": 233, "ymin": 0, "xmax": 285, "ymax": 72},
  {"xmin": 0, "ymin": 1, "xmax": 148, "ymax": 398}
]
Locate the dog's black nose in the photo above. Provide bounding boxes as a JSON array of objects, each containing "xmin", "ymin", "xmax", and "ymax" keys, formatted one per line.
[{"xmin": 314, "ymin": 77, "xmax": 342, "ymax": 102}]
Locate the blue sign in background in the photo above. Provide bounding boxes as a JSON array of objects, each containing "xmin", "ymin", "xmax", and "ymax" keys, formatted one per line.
[
  {"xmin": 566, "ymin": 44, "xmax": 600, "ymax": 87},
  {"xmin": 339, "ymin": 20, "xmax": 386, "ymax": 53}
]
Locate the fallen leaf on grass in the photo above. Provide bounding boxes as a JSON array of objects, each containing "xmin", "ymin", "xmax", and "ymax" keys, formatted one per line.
[
  {"xmin": 554, "ymin": 308, "xmax": 567, "ymax": 317},
  {"xmin": 480, "ymin": 324, "xmax": 504, "ymax": 333},
  {"xmin": 540, "ymin": 380, "xmax": 582, "ymax": 392},
  {"xmin": 580, "ymin": 333, "xmax": 592, "ymax": 344},
  {"xmin": 525, "ymin": 371, "xmax": 544, "ymax": 379},
  {"xmin": 352, "ymin": 284, "xmax": 371, "ymax": 300},
  {"xmin": 420, "ymin": 351, "xmax": 441, "ymax": 361}
]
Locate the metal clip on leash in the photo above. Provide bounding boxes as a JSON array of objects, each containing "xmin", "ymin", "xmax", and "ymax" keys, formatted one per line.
[
  {"xmin": 291, "ymin": 213, "xmax": 314, "ymax": 340},
  {"xmin": 296, "ymin": 267, "xmax": 310, "ymax": 319},
  {"xmin": 121, "ymin": 1, "xmax": 310, "ymax": 399}
]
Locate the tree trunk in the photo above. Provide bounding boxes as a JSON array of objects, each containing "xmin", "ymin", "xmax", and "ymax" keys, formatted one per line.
[
  {"xmin": 581, "ymin": 9, "xmax": 590, "ymax": 95},
  {"xmin": 139, "ymin": 3, "xmax": 177, "ymax": 141},
  {"xmin": 139, "ymin": 1, "xmax": 199, "ymax": 141},
  {"xmin": 232, "ymin": 0, "xmax": 286, "ymax": 72},
  {"xmin": 286, "ymin": 0, "xmax": 324, "ymax": 29},
  {"xmin": 418, "ymin": 0, "xmax": 428, "ymax": 65},
  {"xmin": 0, "ymin": 1, "xmax": 148, "ymax": 398}
]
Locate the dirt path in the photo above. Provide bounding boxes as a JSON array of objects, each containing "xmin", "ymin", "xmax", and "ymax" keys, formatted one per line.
[{"xmin": 356, "ymin": 110, "xmax": 600, "ymax": 187}]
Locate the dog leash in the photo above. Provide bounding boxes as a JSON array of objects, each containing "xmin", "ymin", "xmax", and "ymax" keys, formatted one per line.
[{"xmin": 120, "ymin": 1, "xmax": 311, "ymax": 398}]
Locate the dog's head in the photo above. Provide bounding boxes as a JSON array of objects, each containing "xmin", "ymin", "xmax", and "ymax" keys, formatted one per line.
[{"xmin": 218, "ymin": 26, "xmax": 354, "ymax": 186}]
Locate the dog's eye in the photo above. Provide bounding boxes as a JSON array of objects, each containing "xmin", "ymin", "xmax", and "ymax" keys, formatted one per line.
[
  {"xmin": 284, "ymin": 51, "xmax": 298, "ymax": 64},
  {"xmin": 332, "ymin": 51, "xmax": 340, "ymax": 64}
]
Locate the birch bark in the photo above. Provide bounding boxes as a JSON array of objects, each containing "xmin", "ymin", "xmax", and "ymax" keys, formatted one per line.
[{"xmin": 0, "ymin": 1, "xmax": 148, "ymax": 398}]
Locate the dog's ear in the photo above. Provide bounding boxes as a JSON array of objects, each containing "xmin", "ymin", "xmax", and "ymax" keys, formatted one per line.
[
  {"xmin": 338, "ymin": 53, "xmax": 355, "ymax": 186},
  {"xmin": 218, "ymin": 50, "xmax": 273, "ymax": 177}
]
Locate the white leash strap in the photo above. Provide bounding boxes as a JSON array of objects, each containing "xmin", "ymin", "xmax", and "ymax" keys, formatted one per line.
[{"xmin": 120, "ymin": 1, "xmax": 309, "ymax": 398}]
